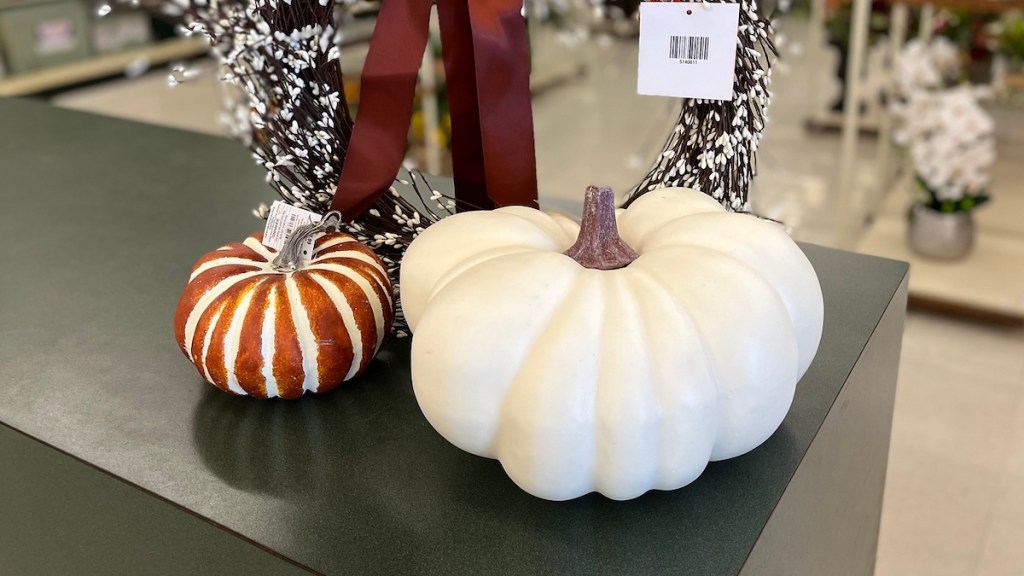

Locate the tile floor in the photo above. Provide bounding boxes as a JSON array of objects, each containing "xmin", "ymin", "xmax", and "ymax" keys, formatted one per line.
[{"xmin": 48, "ymin": 15, "xmax": 1024, "ymax": 576}]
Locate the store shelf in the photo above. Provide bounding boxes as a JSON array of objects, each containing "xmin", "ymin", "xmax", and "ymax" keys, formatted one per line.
[
  {"xmin": 858, "ymin": 214, "xmax": 1024, "ymax": 323},
  {"xmin": 805, "ymin": 109, "xmax": 881, "ymax": 134},
  {"xmin": 893, "ymin": 0, "xmax": 1024, "ymax": 11},
  {"xmin": 0, "ymin": 0, "xmax": 73, "ymax": 8},
  {"xmin": 0, "ymin": 36, "xmax": 207, "ymax": 96},
  {"xmin": 1005, "ymin": 72, "xmax": 1024, "ymax": 90}
]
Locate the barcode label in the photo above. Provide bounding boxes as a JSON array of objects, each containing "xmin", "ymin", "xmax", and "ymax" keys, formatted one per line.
[
  {"xmin": 638, "ymin": 2, "xmax": 740, "ymax": 100},
  {"xmin": 669, "ymin": 35, "xmax": 709, "ymax": 60}
]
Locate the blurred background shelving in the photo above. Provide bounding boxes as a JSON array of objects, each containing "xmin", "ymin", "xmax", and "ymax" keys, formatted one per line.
[{"xmin": 0, "ymin": 0, "xmax": 213, "ymax": 96}]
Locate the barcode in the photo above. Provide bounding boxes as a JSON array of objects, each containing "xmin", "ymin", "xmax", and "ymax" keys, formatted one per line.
[{"xmin": 669, "ymin": 35, "xmax": 709, "ymax": 60}]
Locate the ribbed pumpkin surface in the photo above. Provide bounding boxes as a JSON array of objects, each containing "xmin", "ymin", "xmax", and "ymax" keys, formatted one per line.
[{"xmin": 174, "ymin": 232, "xmax": 393, "ymax": 399}]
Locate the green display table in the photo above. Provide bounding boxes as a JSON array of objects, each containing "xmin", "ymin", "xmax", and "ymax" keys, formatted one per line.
[{"xmin": 0, "ymin": 98, "xmax": 909, "ymax": 575}]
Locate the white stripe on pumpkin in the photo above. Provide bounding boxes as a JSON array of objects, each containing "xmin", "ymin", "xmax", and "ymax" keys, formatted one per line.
[
  {"xmin": 189, "ymin": 257, "xmax": 268, "ymax": 282},
  {"xmin": 261, "ymin": 284, "xmax": 279, "ymax": 398},
  {"xmin": 307, "ymin": 262, "xmax": 388, "ymax": 350},
  {"xmin": 312, "ymin": 248, "xmax": 381, "ymax": 269},
  {"xmin": 309, "ymin": 273, "xmax": 366, "ymax": 381},
  {"xmin": 367, "ymin": 266, "xmax": 393, "ymax": 302},
  {"xmin": 243, "ymin": 236, "xmax": 276, "ymax": 261},
  {"xmin": 199, "ymin": 306, "xmax": 224, "ymax": 385},
  {"xmin": 223, "ymin": 285, "xmax": 256, "ymax": 395},
  {"xmin": 315, "ymin": 235, "xmax": 358, "ymax": 253},
  {"xmin": 285, "ymin": 275, "xmax": 320, "ymax": 393},
  {"xmin": 321, "ymin": 251, "xmax": 391, "ymax": 296},
  {"xmin": 183, "ymin": 270, "xmax": 267, "ymax": 355}
]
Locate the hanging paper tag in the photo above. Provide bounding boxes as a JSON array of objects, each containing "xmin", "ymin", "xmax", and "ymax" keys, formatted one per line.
[
  {"xmin": 262, "ymin": 201, "xmax": 323, "ymax": 259},
  {"xmin": 637, "ymin": 2, "xmax": 741, "ymax": 101}
]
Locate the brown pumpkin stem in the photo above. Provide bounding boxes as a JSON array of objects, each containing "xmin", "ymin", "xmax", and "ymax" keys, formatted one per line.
[{"xmin": 563, "ymin": 186, "xmax": 639, "ymax": 270}]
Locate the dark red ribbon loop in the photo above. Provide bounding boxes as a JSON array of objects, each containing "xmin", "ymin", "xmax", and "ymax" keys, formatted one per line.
[
  {"xmin": 466, "ymin": 0, "xmax": 538, "ymax": 209},
  {"xmin": 331, "ymin": 0, "xmax": 538, "ymax": 220}
]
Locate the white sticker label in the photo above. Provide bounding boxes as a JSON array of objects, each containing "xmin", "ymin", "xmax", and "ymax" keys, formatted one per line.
[
  {"xmin": 637, "ymin": 2, "xmax": 740, "ymax": 101},
  {"xmin": 262, "ymin": 201, "xmax": 323, "ymax": 259}
]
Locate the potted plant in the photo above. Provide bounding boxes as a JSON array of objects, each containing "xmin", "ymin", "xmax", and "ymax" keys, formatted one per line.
[
  {"xmin": 899, "ymin": 86, "xmax": 995, "ymax": 258},
  {"xmin": 890, "ymin": 41, "xmax": 996, "ymax": 259},
  {"xmin": 907, "ymin": 179, "xmax": 990, "ymax": 259}
]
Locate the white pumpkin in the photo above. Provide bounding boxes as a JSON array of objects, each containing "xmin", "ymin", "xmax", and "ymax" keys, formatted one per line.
[{"xmin": 400, "ymin": 187, "xmax": 824, "ymax": 501}]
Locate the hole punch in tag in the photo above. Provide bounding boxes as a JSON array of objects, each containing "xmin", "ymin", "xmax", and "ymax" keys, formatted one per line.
[
  {"xmin": 637, "ymin": 1, "xmax": 741, "ymax": 101},
  {"xmin": 262, "ymin": 201, "xmax": 324, "ymax": 260}
]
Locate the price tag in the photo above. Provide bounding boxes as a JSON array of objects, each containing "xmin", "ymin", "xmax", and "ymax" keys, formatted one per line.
[
  {"xmin": 262, "ymin": 201, "xmax": 323, "ymax": 259},
  {"xmin": 637, "ymin": 2, "xmax": 740, "ymax": 101}
]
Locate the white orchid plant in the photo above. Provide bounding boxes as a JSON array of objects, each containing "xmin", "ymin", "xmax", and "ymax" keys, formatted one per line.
[{"xmin": 891, "ymin": 38, "xmax": 995, "ymax": 213}]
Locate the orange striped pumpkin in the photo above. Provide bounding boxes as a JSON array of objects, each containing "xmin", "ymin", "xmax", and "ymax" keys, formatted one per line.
[{"xmin": 174, "ymin": 232, "xmax": 394, "ymax": 399}]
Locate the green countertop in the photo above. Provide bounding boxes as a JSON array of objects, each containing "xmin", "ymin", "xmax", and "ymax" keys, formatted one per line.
[{"xmin": 0, "ymin": 97, "xmax": 909, "ymax": 575}]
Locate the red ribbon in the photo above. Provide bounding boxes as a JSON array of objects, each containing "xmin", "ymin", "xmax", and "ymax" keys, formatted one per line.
[{"xmin": 331, "ymin": 0, "xmax": 539, "ymax": 219}]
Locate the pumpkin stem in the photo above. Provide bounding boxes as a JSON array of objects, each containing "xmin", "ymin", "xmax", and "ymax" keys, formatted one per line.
[
  {"xmin": 563, "ymin": 186, "xmax": 638, "ymax": 270},
  {"xmin": 271, "ymin": 211, "xmax": 343, "ymax": 272}
]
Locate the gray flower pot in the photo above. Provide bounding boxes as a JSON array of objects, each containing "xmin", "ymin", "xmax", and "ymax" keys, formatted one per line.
[{"xmin": 907, "ymin": 204, "xmax": 975, "ymax": 259}]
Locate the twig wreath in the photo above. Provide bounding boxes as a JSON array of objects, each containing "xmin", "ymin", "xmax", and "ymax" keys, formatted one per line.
[
  {"xmin": 165, "ymin": 0, "xmax": 473, "ymax": 334},
  {"xmin": 628, "ymin": 0, "xmax": 777, "ymax": 212},
  {"xmin": 153, "ymin": 0, "xmax": 776, "ymax": 333}
]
